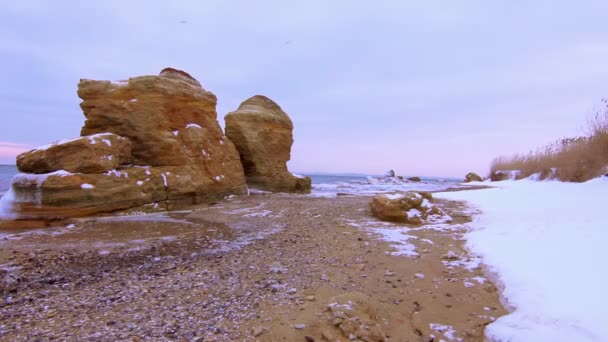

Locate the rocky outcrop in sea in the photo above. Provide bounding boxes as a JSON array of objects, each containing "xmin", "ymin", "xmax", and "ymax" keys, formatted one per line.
[{"xmin": 225, "ymin": 95, "xmax": 311, "ymax": 193}]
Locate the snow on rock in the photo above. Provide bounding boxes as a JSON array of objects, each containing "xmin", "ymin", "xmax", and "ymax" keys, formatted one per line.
[
  {"xmin": 429, "ymin": 323, "xmax": 460, "ymax": 341},
  {"xmin": 80, "ymin": 183, "xmax": 95, "ymax": 189},
  {"xmin": 436, "ymin": 178, "xmax": 608, "ymax": 341},
  {"xmin": 185, "ymin": 123, "xmax": 202, "ymax": 129},
  {"xmin": 104, "ymin": 169, "xmax": 129, "ymax": 178}
]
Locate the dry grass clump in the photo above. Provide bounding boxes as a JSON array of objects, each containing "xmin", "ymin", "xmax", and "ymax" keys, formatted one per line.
[{"xmin": 490, "ymin": 99, "xmax": 608, "ymax": 182}]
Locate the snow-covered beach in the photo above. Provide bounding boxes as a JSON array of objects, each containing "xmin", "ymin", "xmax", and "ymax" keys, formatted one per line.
[{"xmin": 438, "ymin": 177, "xmax": 608, "ymax": 341}]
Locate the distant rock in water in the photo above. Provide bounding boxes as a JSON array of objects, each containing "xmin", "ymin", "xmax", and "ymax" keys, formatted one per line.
[
  {"xmin": 464, "ymin": 172, "xmax": 483, "ymax": 182},
  {"xmin": 7, "ymin": 68, "xmax": 247, "ymax": 219},
  {"xmin": 225, "ymin": 95, "xmax": 311, "ymax": 193},
  {"xmin": 384, "ymin": 170, "xmax": 396, "ymax": 178},
  {"xmin": 407, "ymin": 176, "xmax": 421, "ymax": 182}
]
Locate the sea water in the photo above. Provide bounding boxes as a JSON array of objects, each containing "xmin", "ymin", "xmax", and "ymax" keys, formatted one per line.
[
  {"xmin": 305, "ymin": 173, "xmax": 465, "ymax": 197},
  {"xmin": 0, "ymin": 166, "xmax": 466, "ymax": 199},
  {"xmin": 0, "ymin": 165, "xmax": 17, "ymax": 197}
]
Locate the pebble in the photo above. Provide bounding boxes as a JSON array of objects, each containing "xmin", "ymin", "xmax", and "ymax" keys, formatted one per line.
[
  {"xmin": 293, "ymin": 324, "xmax": 306, "ymax": 330},
  {"xmin": 305, "ymin": 295, "xmax": 316, "ymax": 301},
  {"xmin": 252, "ymin": 326, "xmax": 264, "ymax": 337}
]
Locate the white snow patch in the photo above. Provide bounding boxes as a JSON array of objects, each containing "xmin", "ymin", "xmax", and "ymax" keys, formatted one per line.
[
  {"xmin": 136, "ymin": 181, "xmax": 144, "ymax": 186},
  {"xmin": 129, "ymin": 98, "xmax": 138, "ymax": 102},
  {"xmin": 161, "ymin": 174, "xmax": 168, "ymax": 187},
  {"xmin": 80, "ymin": 183, "xmax": 95, "ymax": 189},
  {"xmin": 436, "ymin": 178, "xmax": 608, "ymax": 341},
  {"xmin": 244, "ymin": 210, "xmax": 272, "ymax": 218},
  {"xmin": 172, "ymin": 130, "xmax": 179, "ymax": 136},
  {"xmin": 429, "ymin": 323, "xmax": 459, "ymax": 341},
  {"xmin": 346, "ymin": 219, "xmax": 418, "ymax": 257},
  {"xmin": 105, "ymin": 169, "xmax": 128, "ymax": 178},
  {"xmin": 214, "ymin": 175, "xmax": 224, "ymax": 182},
  {"xmin": 406, "ymin": 208, "xmax": 421, "ymax": 219},
  {"xmin": 186, "ymin": 123, "xmax": 202, "ymax": 129},
  {"xmin": 383, "ymin": 193, "xmax": 404, "ymax": 200}
]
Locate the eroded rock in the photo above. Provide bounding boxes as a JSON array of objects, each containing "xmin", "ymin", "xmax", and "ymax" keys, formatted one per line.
[
  {"xmin": 369, "ymin": 191, "xmax": 445, "ymax": 224},
  {"xmin": 17, "ymin": 133, "xmax": 131, "ymax": 174},
  {"xmin": 225, "ymin": 95, "xmax": 311, "ymax": 193}
]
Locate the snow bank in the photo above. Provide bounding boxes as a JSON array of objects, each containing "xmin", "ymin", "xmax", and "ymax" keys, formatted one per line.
[{"xmin": 436, "ymin": 178, "xmax": 608, "ymax": 341}]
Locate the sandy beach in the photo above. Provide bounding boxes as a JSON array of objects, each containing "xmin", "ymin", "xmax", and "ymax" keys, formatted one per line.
[{"xmin": 0, "ymin": 192, "xmax": 505, "ymax": 341}]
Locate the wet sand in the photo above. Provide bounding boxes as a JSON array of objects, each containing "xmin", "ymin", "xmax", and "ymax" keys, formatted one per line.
[{"xmin": 0, "ymin": 193, "xmax": 506, "ymax": 341}]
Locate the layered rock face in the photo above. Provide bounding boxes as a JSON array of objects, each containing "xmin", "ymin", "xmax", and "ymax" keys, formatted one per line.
[
  {"xmin": 370, "ymin": 191, "xmax": 445, "ymax": 225},
  {"xmin": 225, "ymin": 95, "xmax": 311, "ymax": 193},
  {"xmin": 8, "ymin": 68, "xmax": 247, "ymax": 219},
  {"xmin": 17, "ymin": 133, "xmax": 131, "ymax": 174}
]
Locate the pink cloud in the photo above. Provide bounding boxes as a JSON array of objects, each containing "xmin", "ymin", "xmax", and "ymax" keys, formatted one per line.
[{"xmin": 0, "ymin": 142, "xmax": 30, "ymax": 159}]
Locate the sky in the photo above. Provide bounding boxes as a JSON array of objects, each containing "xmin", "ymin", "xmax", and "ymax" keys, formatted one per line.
[{"xmin": 1, "ymin": 1, "xmax": 607, "ymax": 177}]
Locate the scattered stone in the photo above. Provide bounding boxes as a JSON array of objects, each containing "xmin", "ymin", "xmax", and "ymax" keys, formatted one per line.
[
  {"xmin": 305, "ymin": 295, "xmax": 316, "ymax": 301},
  {"xmin": 294, "ymin": 324, "xmax": 306, "ymax": 330},
  {"xmin": 252, "ymin": 326, "xmax": 264, "ymax": 337}
]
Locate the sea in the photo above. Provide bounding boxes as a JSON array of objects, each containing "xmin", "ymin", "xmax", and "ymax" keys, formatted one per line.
[
  {"xmin": 0, "ymin": 166, "xmax": 465, "ymax": 199},
  {"xmin": 0, "ymin": 165, "xmax": 17, "ymax": 197}
]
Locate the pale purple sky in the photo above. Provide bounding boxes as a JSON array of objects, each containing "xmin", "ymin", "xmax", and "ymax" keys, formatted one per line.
[{"xmin": 1, "ymin": 1, "xmax": 607, "ymax": 177}]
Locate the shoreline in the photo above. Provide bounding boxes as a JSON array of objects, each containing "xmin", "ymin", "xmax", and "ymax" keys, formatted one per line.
[{"xmin": 0, "ymin": 192, "xmax": 505, "ymax": 341}]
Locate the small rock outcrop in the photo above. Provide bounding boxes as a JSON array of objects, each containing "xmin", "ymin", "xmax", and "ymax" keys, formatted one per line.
[
  {"xmin": 17, "ymin": 133, "xmax": 131, "ymax": 174},
  {"xmin": 370, "ymin": 191, "xmax": 445, "ymax": 224},
  {"xmin": 464, "ymin": 172, "xmax": 483, "ymax": 182},
  {"xmin": 8, "ymin": 68, "xmax": 247, "ymax": 219},
  {"xmin": 225, "ymin": 95, "xmax": 311, "ymax": 193},
  {"xmin": 407, "ymin": 176, "xmax": 421, "ymax": 182},
  {"xmin": 490, "ymin": 170, "xmax": 522, "ymax": 181}
]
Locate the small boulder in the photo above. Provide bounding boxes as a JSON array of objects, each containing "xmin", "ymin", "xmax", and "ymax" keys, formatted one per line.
[
  {"xmin": 407, "ymin": 176, "xmax": 421, "ymax": 182},
  {"xmin": 370, "ymin": 191, "xmax": 443, "ymax": 224},
  {"xmin": 16, "ymin": 133, "xmax": 131, "ymax": 174},
  {"xmin": 464, "ymin": 172, "xmax": 483, "ymax": 182}
]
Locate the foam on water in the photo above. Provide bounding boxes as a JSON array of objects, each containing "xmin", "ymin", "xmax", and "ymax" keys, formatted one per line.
[
  {"xmin": 0, "ymin": 186, "xmax": 16, "ymax": 219},
  {"xmin": 306, "ymin": 174, "xmax": 467, "ymax": 197}
]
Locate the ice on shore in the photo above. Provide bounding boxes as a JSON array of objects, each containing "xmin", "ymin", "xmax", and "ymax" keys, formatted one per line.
[{"xmin": 436, "ymin": 177, "xmax": 608, "ymax": 341}]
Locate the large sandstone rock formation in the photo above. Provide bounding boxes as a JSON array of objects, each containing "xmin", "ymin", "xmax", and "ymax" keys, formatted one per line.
[
  {"xmin": 370, "ymin": 191, "xmax": 445, "ymax": 225},
  {"xmin": 7, "ymin": 68, "xmax": 247, "ymax": 219},
  {"xmin": 225, "ymin": 95, "xmax": 311, "ymax": 193}
]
